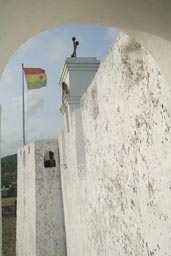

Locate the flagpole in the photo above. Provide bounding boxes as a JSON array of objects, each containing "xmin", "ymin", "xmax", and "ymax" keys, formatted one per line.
[{"xmin": 22, "ymin": 64, "xmax": 26, "ymax": 146}]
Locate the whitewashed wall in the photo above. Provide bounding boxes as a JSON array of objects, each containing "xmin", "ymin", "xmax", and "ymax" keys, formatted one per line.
[
  {"xmin": 59, "ymin": 33, "xmax": 171, "ymax": 255},
  {"xmin": 0, "ymin": 106, "xmax": 2, "ymax": 256},
  {"xmin": 17, "ymin": 140, "xmax": 66, "ymax": 256},
  {"xmin": 17, "ymin": 143, "xmax": 36, "ymax": 256}
]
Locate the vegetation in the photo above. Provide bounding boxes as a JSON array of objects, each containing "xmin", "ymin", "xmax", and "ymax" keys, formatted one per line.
[
  {"xmin": 1, "ymin": 154, "xmax": 17, "ymax": 198},
  {"xmin": 1, "ymin": 154, "xmax": 17, "ymax": 175}
]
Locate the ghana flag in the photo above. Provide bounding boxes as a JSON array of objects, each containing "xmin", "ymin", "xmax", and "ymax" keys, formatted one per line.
[{"xmin": 23, "ymin": 67, "xmax": 47, "ymax": 90}]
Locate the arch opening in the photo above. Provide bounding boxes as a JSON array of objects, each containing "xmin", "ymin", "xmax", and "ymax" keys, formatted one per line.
[{"xmin": 44, "ymin": 151, "xmax": 56, "ymax": 168}]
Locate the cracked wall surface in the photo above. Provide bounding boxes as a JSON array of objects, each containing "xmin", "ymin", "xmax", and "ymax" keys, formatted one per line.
[{"xmin": 59, "ymin": 33, "xmax": 171, "ymax": 255}]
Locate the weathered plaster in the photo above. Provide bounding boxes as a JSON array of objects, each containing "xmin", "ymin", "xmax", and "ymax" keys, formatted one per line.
[
  {"xmin": 59, "ymin": 33, "xmax": 171, "ymax": 255},
  {"xmin": 17, "ymin": 33, "xmax": 171, "ymax": 256},
  {"xmin": 17, "ymin": 143, "xmax": 36, "ymax": 256},
  {"xmin": 17, "ymin": 140, "xmax": 66, "ymax": 256}
]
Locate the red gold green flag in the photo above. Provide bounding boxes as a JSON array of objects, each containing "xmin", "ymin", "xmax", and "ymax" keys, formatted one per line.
[{"xmin": 23, "ymin": 68, "xmax": 47, "ymax": 90}]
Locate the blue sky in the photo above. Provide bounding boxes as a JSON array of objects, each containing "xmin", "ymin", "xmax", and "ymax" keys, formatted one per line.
[{"xmin": 0, "ymin": 25, "xmax": 119, "ymax": 157}]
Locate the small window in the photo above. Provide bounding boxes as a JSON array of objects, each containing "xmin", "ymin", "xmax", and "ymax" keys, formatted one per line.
[{"xmin": 44, "ymin": 151, "xmax": 56, "ymax": 168}]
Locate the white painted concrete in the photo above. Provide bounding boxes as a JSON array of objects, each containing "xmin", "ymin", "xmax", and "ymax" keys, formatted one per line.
[
  {"xmin": 17, "ymin": 140, "xmax": 66, "ymax": 256},
  {"xmin": 58, "ymin": 57, "xmax": 100, "ymax": 254},
  {"xmin": 58, "ymin": 33, "xmax": 171, "ymax": 255},
  {"xmin": 17, "ymin": 143, "xmax": 36, "ymax": 256},
  {"xmin": 59, "ymin": 58, "xmax": 100, "ymax": 98},
  {"xmin": 16, "ymin": 32, "xmax": 171, "ymax": 255},
  {"xmin": 59, "ymin": 57, "xmax": 100, "ymax": 166}
]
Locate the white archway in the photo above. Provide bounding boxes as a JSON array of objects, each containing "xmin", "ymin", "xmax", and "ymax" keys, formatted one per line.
[{"xmin": 0, "ymin": 0, "xmax": 171, "ymax": 84}]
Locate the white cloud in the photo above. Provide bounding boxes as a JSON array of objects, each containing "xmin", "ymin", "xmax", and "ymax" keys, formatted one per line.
[
  {"xmin": 1, "ymin": 64, "xmax": 19, "ymax": 85},
  {"xmin": 1, "ymin": 138, "xmax": 22, "ymax": 157},
  {"xmin": 1, "ymin": 66, "xmax": 11, "ymax": 83},
  {"xmin": 27, "ymin": 91, "xmax": 45, "ymax": 116},
  {"xmin": 12, "ymin": 91, "xmax": 45, "ymax": 117}
]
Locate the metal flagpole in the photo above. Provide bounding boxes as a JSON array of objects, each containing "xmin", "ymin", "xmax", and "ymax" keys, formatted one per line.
[{"xmin": 22, "ymin": 63, "xmax": 26, "ymax": 145}]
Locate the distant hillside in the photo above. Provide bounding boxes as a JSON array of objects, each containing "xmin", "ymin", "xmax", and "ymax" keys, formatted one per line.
[{"xmin": 1, "ymin": 154, "xmax": 17, "ymax": 175}]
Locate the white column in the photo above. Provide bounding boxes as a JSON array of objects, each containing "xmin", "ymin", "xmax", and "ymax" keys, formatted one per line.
[
  {"xmin": 59, "ymin": 57, "xmax": 100, "ymax": 167},
  {"xmin": 58, "ymin": 58, "xmax": 100, "ymax": 255}
]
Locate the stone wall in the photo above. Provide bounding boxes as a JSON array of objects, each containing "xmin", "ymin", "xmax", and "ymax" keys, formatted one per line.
[
  {"xmin": 17, "ymin": 33, "xmax": 171, "ymax": 255},
  {"xmin": 59, "ymin": 33, "xmax": 171, "ymax": 255},
  {"xmin": 17, "ymin": 140, "xmax": 66, "ymax": 256},
  {"xmin": 17, "ymin": 143, "xmax": 36, "ymax": 256},
  {"xmin": 0, "ymin": 106, "xmax": 2, "ymax": 256}
]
